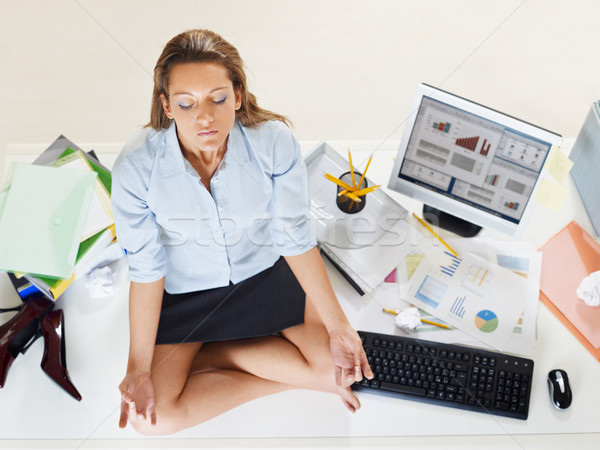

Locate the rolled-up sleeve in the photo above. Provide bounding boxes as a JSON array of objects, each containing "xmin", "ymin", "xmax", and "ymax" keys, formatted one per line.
[
  {"xmin": 268, "ymin": 126, "xmax": 317, "ymax": 256},
  {"xmin": 111, "ymin": 156, "xmax": 168, "ymax": 283}
]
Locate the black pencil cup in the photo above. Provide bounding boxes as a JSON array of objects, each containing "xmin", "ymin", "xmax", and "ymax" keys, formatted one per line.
[{"xmin": 336, "ymin": 171, "xmax": 367, "ymax": 214}]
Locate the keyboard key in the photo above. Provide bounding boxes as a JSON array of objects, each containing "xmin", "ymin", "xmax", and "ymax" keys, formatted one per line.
[{"xmin": 380, "ymin": 382, "xmax": 426, "ymax": 397}]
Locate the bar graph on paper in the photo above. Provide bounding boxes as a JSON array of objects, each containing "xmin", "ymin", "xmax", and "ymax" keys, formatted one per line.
[
  {"xmin": 414, "ymin": 275, "xmax": 449, "ymax": 309},
  {"xmin": 450, "ymin": 295, "xmax": 467, "ymax": 319},
  {"xmin": 440, "ymin": 251, "xmax": 462, "ymax": 277},
  {"xmin": 465, "ymin": 265, "xmax": 492, "ymax": 288}
]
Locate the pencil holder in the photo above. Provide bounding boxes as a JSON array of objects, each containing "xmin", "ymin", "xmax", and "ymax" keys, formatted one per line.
[{"xmin": 336, "ymin": 171, "xmax": 367, "ymax": 214}]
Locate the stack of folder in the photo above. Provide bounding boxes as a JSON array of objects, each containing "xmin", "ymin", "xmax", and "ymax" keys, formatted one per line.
[
  {"xmin": 0, "ymin": 136, "xmax": 116, "ymax": 301},
  {"xmin": 539, "ymin": 220, "xmax": 600, "ymax": 361}
]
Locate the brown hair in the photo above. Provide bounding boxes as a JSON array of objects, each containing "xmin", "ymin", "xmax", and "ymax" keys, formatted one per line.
[{"xmin": 147, "ymin": 29, "xmax": 290, "ymax": 130}]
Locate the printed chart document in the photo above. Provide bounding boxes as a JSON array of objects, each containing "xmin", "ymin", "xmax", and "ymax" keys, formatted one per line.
[
  {"xmin": 372, "ymin": 238, "xmax": 540, "ymax": 356},
  {"xmin": 405, "ymin": 248, "xmax": 529, "ymax": 351},
  {"xmin": 0, "ymin": 163, "xmax": 96, "ymax": 278}
]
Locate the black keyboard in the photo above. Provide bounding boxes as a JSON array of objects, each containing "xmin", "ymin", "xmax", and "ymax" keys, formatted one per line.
[{"xmin": 353, "ymin": 330, "xmax": 534, "ymax": 420}]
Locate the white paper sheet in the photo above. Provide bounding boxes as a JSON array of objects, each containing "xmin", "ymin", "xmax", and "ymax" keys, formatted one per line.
[{"xmin": 405, "ymin": 247, "xmax": 530, "ymax": 351}]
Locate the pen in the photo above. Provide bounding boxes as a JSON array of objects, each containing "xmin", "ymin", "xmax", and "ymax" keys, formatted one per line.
[
  {"xmin": 382, "ymin": 308, "xmax": 451, "ymax": 329},
  {"xmin": 412, "ymin": 212, "xmax": 459, "ymax": 258}
]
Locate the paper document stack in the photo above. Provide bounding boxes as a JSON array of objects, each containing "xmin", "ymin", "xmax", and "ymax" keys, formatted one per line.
[
  {"xmin": 370, "ymin": 237, "xmax": 541, "ymax": 356},
  {"xmin": 1, "ymin": 136, "xmax": 118, "ymax": 300},
  {"xmin": 305, "ymin": 143, "xmax": 421, "ymax": 294}
]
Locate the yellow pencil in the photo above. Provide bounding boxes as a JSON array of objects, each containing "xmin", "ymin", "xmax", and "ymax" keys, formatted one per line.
[
  {"xmin": 420, "ymin": 318, "xmax": 452, "ymax": 329},
  {"xmin": 356, "ymin": 153, "xmax": 374, "ymax": 189},
  {"xmin": 325, "ymin": 173, "xmax": 354, "ymax": 191},
  {"xmin": 412, "ymin": 213, "xmax": 459, "ymax": 258},
  {"xmin": 338, "ymin": 183, "xmax": 379, "ymax": 198},
  {"xmin": 348, "ymin": 149, "xmax": 356, "ymax": 188},
  {"xmin": 344, "ymin": 191, "xmax": 362, "ymax": 202},
  {"xmin": 336, "ymin": 190, "xmax": 362, "ymax": 203},
  {"xmin": 352, "ymin": 185, "xmax": 381, "ymax": 197},
  {"xmin": 382, "ymin": 308, "xmax": 451, "ymax": 329}
]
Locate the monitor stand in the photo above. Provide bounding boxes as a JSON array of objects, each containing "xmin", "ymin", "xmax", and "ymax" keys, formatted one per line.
[{"xmin": 422, "ymin": 205, "xmax": 482, "ymax": 238}]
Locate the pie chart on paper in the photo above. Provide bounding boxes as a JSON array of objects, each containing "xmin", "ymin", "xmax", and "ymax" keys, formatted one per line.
[{"xmin": 475, "ymin": 310, "xmax": 499, "ymax": 333}]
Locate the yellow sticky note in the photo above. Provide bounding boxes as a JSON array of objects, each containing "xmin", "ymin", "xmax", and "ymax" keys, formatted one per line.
[
  {"xmin": 406, "ymin": 253, "xmax": 425, "ymax": 279},
  {"xmin": 534, "ymin": 178, "xmax": 568, "ymax": 212},
  {"xmin": 546, "ymin": 146, "xmax": 573, "ymax": 185}
]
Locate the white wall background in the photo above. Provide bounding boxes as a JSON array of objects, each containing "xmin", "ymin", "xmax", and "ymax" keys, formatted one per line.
[{"xmin": 0, "ymin": 0, "xmax": 599, "ymax": 174}]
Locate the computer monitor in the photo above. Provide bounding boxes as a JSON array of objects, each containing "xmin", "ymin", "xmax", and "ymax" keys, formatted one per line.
[{"xmin": 388, "ymin": 83, "xmax": 562, "ymax": 238}]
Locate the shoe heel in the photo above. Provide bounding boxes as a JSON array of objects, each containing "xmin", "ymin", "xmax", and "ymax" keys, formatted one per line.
[
  {"xmin": 0, "ymin": 296, "xmax": 54, "ymax": 388},
  {"xmin": 40, "ymin": 309, "xmax": 82, "ymax": 401}
]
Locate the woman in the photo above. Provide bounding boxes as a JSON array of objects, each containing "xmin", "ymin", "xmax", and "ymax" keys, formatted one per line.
[{"xmin": 112, "ymin": 29, "xmax": 372, "ymax": 436}]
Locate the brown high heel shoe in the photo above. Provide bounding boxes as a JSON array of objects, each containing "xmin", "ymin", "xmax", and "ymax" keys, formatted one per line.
[
  {"xmin": 0, "ymin": 295, "xmax": 55, "ymax": 388},
  {"xmin": 40, "ymin": 309, "xmax": 82, "ymax": 401}
]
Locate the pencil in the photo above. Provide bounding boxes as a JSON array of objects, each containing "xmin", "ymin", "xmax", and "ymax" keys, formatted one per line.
[
  {"xmin": 382, "ymin": 308, "xmax": 451, "ymax": 329},
  {"xmin": 352, "ymin": 185, "xmax": 381, "ymax": 197},
  {"xmin": 344, "ymin": 191, "xmax": 362, "ymax": 202},
  {"xmin": 348, "ymin": 149, "xmax": 356, "ymax": 188},
  {"xmin": 325, "ymin": 173, "xmax": 354, "ymax": 191},
  {"xmin": 412, "ymin": 213, "xmax": 459, "ymax": 258},
  {"xmin": 337, "ymin": 183, "xmax": 379, "ymax": 198},
  {"xmin": 420, "ymin": 318, "xmax": 452, "ymax": 329},
  {"xmin": 356, "ymin": 153, "xmax": 374, "ymax": 189}
]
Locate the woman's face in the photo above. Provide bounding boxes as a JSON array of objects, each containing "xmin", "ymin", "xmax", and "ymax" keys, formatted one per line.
[{"xmin": 161, "ymin": 62, "xmax": 241, "ymax": 155}]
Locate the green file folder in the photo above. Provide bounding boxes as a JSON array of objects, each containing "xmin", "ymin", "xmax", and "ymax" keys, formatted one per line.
[{"xmin": 0, "ymin": 163, "xmax": 96, "ymax": 278}]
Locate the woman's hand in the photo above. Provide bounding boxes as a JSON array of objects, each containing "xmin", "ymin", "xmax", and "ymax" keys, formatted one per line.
[
  {"xmin": 329, "ymin": 326, "xmax": 374, "ymax": 388},
  {"xmin": 118, "ymin": 371, "xmax": 157, "ymax": 428}
]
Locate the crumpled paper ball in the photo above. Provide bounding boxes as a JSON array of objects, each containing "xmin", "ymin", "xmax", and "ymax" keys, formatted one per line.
[
  {"xmin": 576, "ymin": 270, "xmax": 600, "ymax": 307},
  {"xmin": 85, "ymin": 266, "xmax": 117, "ymax": 298},
  {"xmin": 394, "ymin": 306, "xmax": 422, "ymax": 331}
]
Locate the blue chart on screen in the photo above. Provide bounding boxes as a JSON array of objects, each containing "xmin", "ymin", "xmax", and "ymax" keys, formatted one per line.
[
  {"xmin": 450, "ymin": 296, "xmax": 467, "ymax": 318},
  {"xmin": 441, "ymin": 251, "xmax": 462, "ymax": 277},
  {"xmin": 415, "ymin": 275, "xmax": 449, "ymax": 308}
]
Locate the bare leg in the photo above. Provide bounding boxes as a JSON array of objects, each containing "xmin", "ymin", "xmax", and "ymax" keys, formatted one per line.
[
  {"xmin": 131, "ymin": 296, "xmax": 359, "ymax": 435},
  {"xmin": 191, "ymin": 296, "xmax": 360, "ymax": 411},
  {"xmin": 129, "ymin": 342, "xmax": 290, "ymax": 436}
]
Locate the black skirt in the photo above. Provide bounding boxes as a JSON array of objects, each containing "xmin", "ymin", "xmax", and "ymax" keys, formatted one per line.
[{"xmin": 155, "ymin": 257, "xmax": 306, "ymax": 345}]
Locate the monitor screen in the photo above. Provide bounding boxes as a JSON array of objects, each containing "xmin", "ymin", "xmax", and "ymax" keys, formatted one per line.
[{"xmin": 388, "ymin": 84, "xmax": 562, "ymax": 238}]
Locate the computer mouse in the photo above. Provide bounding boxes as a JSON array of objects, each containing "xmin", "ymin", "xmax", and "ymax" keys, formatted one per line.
[{"xmin": 547, "ymin": 369, "xmax": 572, "ymax": 409}]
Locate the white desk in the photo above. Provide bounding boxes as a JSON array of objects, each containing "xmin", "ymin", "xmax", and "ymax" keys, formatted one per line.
[{"xmin": 1, "ymin": 142, "xmax": 599, "ymax": 448}]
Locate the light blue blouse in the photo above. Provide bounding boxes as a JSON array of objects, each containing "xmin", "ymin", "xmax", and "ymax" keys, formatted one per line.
[{"xmin": 111, "ymin": 120, "xmax": 316, "ymax": 294}]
